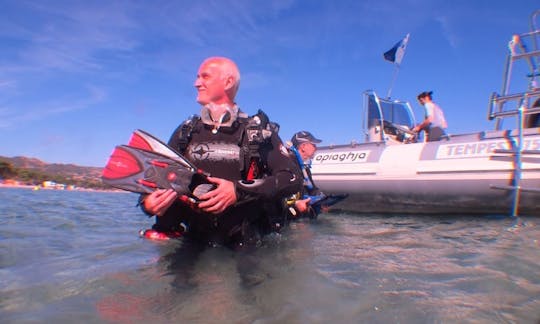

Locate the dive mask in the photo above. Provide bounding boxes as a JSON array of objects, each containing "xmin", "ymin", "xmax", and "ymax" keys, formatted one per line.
[{"xmin": 200, "ymin": 103, "xmax": 239, "ymax": 132}]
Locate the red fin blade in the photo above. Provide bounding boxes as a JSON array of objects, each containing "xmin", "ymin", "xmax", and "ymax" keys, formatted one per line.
[
  {"xmin": 128, "ymin": 131, "xmax": 153, "ymax": 151},
  {"xmin": 138, "ymin": 179, "xmax": 157, "ymax": 188},
  {"xmin": 150, "ymin": 160, "xmax": 169, "ymax": 168},
  {"xmin": 102, "ymin": 146, "xmax": 143, "ymax": 179}
]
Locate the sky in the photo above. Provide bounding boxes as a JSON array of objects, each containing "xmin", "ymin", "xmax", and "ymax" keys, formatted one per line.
[{"xmin": 1, "ymin": 1, "xmax": 539, "ymax": 167}]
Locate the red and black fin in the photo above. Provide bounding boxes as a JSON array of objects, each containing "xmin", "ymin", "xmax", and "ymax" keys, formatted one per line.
[{"xmin": 102, "ymin": 145, "xmax": 209, "ymax": 197}]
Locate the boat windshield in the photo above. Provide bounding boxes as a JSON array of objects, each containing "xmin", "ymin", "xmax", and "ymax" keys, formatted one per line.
[{"xmin": 363, "ymin": 90, "xmax": 416, "ymax": 143}]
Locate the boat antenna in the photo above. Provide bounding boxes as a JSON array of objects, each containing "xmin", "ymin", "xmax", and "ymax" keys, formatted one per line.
[{"xmin": 383, "ymin": 33, "xmax": 410, "ymax": 99}]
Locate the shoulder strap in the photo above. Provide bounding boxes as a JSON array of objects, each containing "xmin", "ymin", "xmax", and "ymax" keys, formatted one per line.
[
  {"xmin": 242, "ymin": 109, "xmax": 278, "ymax": 180},
  {"xmin": 177, "ymin": 114, "xmax": 201, "ymax": 153},
  {"xmin": 290, "ymin": 145, "xmax": 314, "ymax": 190}
]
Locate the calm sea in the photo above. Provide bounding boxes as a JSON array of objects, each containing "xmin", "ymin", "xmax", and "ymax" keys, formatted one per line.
[{"xmin": 1, "ymin": 187, "xmax": 539, "ymax": 323}]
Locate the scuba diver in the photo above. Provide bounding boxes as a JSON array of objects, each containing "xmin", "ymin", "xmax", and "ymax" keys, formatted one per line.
[
  {"xmin": 287, "ymin": 131, "xmax": 324, "ymax": 219},
  {"xmin": 139, "ymin": 57, "xmax": 302, "ymax": 248}
]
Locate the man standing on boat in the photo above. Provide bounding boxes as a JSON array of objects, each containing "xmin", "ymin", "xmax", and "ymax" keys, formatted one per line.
[{"xmin": 413, "ymin": 91, "xmax": 448, "ymax": 141}]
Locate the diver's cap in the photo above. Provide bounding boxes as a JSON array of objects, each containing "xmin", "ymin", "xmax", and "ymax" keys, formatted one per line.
[{"xmin": 291, "ymin": 131, "xmax": 322, "ymax": 147}]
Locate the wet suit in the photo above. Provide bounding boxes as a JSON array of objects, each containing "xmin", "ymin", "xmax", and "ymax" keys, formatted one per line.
[{"xmin": 143, "ymin": 109, "xmax": 302, "ymax": 247}]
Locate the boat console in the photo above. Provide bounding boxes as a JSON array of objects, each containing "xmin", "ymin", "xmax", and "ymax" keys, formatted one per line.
[{"xmin": 363, "ymin": 90, "xmax": 417, "ymax": 144}]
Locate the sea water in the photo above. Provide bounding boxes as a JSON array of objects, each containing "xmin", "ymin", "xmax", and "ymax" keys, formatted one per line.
[{"xmin": 1, "ymin": 187, "xmax": 539, "ymax": 323}]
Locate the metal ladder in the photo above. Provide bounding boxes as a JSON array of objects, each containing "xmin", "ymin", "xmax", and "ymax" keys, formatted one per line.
[{"xmin": 488, "ymin": 10, "xmax": 540, "ymax": 216}]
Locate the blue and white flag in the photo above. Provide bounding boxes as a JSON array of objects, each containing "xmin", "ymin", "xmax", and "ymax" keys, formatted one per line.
[{"xmin": 383, "ymin": 33, "xmax": 410, "ymax": 65}]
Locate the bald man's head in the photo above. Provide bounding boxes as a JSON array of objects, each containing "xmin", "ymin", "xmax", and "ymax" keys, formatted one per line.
[{"xmin": 195, "ymin": 57, "xmax": 240, "ymax": 105}]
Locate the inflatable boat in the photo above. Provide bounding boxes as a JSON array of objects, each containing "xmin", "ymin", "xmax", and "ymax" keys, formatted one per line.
[{"xmin": 311, "ymin": 11, "xmax": 540, "ymax": 216}]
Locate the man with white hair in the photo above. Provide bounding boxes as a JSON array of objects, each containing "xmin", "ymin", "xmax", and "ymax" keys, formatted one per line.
[{"xmin": 140, "ymin": 57, "xmax": 302, "ymax": 247}]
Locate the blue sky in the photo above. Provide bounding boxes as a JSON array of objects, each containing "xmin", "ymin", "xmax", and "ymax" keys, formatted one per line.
[{"xmin": 1, "ymin": 1, "xmax": 539, "ymax": 167}]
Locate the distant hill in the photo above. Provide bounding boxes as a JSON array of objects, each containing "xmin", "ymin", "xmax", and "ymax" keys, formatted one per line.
[
  {"xmin": 0, "ymin": 155, "xmax": 105, "ymax": 188},
  {"xmin": 0, "ymin": 155, "xmax": 103, "ymax": 177}
]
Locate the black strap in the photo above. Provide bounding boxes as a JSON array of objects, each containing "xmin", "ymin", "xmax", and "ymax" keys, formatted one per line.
[
  {"xmin": 177, "ymin": 115, "xmax": 201, "ymax": 153},
  {"xmin": 242, "ymin": 110, "xmax": 276, "ymax": 177}
]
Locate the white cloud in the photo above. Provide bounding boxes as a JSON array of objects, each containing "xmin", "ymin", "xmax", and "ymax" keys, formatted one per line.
[
  {"xmin": 0, "ymin": 79, "xmax": 17, "ymax": 89},
  {"xmin": 435, "ymin": 16, "xmax": 459, "ymax": 49},
  {"xmin": 0, "ymin": 84, "xmax": 107, "ymax": 129}
]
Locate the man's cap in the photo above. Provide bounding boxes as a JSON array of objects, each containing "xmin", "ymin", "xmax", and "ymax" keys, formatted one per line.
[
  {"xmin": 417, "ymin": 91, "xmax": 433, "ymax": 100},
  {"xmin": 291, "ymin": 131, "xmax": 322, "ymax": 147}
]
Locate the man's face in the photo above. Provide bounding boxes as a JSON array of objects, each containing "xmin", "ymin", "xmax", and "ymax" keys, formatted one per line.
[
  {"xmin": 298, "ymin": 142, "xmax": 317, "ymax": 160},
  {"xmin": 194, "ymin": 62, "xmax": 228, "ymax": 105}
]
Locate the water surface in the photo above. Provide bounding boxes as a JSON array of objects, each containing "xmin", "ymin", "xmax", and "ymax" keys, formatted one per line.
[{"xmin": 1, "ymin": 187, "xmax": 539, "ymax": 323}]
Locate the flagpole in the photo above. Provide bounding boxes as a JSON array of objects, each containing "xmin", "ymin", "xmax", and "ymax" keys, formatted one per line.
[
  {"xmin": 387, "ymin": 64, "xmax": 401, "ymax": 99},
  {"xmin": 383, "ymin": 33, "xmax": 410, "ymax": 99}
]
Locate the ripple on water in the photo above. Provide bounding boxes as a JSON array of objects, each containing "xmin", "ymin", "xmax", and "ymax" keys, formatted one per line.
[{"xmin": 2, "ymin": 188, "xmax": 540, "ymax": 323}]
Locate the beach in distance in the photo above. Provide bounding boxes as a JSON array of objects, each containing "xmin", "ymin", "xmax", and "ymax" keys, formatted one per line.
[
  {"xmin": 0, "ymin": 182, "xmax": 122, "ymax": 193},
  {"xmin": 1, "ymin": 186, "xmax": 540, "ymax": 323}
]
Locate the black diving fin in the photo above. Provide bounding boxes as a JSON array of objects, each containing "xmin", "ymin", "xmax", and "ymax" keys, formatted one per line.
[
  {"xmin": 309, "ymin": 193, "xmax": 349, "ymax": 212},
  {"xmin": 102, "ymin": 144, "xmax": 213, "ymax": 200}
]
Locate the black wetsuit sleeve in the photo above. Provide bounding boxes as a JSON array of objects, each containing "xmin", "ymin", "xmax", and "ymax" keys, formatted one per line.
[
  {"xmin": 235, "ymin": 131, "xmax": 303, "ymax": 200},
  {"xmin": 137, "ymin": 194, "xmax": 154, "ymax": 217}
]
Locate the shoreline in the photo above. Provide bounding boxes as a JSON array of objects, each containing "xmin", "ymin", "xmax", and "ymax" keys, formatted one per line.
[{"xmin": 0, "ymin": 183, "xmax": 126, "ymax": 193}]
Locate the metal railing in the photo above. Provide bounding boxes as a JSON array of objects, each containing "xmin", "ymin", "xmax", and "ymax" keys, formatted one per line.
[{"xmin": 488, "ymin": 10, "xmax": 540, "ymax": 216}]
